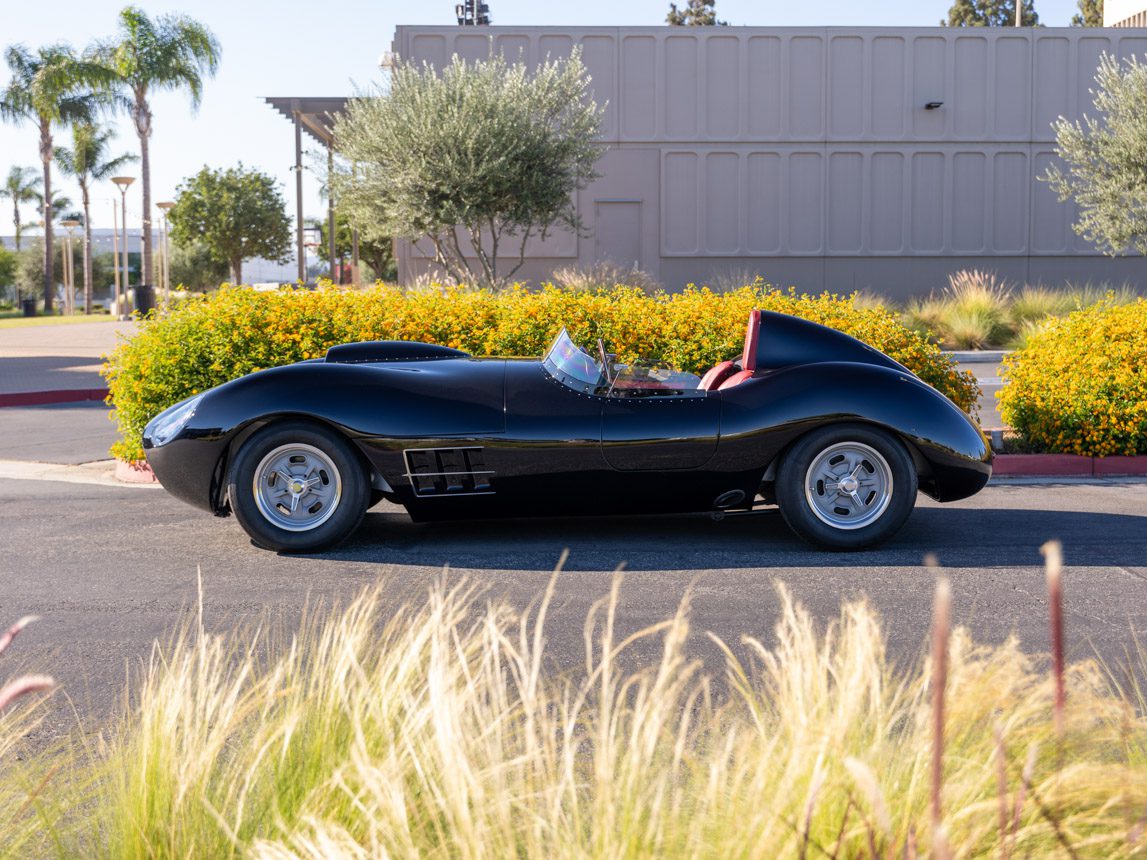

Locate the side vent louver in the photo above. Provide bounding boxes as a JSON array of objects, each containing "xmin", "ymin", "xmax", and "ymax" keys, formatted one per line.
[{"xmin": 403, "ymin": 447, "xmax": 494, "ymax": 497}]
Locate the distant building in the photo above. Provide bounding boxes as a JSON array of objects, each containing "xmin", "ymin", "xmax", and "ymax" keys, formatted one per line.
[
  {"xmin": 1106, "ymin": 0, "xmax": 1147, "ymax": 27},
  {"xmin": 392, "ymin": 25, "xmax": 1147, "ymax": 297},
  {"xmin": 0, "ymin": 229, "xmax": 297, "ymax": 285}
]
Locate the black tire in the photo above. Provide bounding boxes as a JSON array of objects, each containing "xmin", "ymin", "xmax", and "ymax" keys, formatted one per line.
[
  {"xmin": 775, "ymin": 423, "xmax": 917, "ymax": 550},
  {"xmin": 228, "ymin": 420, "xmax": 370, "ymax": 552}
]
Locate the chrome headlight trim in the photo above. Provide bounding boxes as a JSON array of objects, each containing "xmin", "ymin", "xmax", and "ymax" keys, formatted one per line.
[{"xmin": 144, "ymin": 394, "xmax": 203, "ymax": 447}]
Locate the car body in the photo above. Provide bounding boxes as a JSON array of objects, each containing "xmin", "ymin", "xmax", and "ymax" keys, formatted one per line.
[{"xmin": 143, "ymin": 310, "xmax": 991, "ymax": 551}]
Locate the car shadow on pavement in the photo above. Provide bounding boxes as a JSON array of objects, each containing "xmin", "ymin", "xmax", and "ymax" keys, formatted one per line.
[
  {"xmin": 0, "ymin": 355, "xmax": 108, "ymax": 394},
  {"xmin": 316, "ymin": 506, "xmax": 1147, "ymax": 570}
]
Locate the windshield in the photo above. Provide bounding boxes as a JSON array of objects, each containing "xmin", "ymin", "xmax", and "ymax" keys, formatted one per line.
[{"xmin": 542, "ymin": 328, "xmax": 605, "ymax": 393}]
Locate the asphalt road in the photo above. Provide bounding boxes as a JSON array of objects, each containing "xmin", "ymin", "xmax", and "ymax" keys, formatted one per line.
[
  {"xmin": 1, "ymin": 472, "xmax": 1144, "ymax": 746},
  {"xmin": 1, "ymin": 402, "xmax": 117, "ymax": 463}
]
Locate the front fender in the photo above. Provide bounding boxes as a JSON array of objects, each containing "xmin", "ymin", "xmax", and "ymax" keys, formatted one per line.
[
  {"xmin": 144, "ymin": 358, "xmax": 507, "ymax": 513},
  {"xmin": 719, "ymin": 362, "xmax": 991, "ymax": 502}
]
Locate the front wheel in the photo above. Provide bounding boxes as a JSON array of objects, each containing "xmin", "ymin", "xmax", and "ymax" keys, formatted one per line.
[
  {"xmin": 775, "ymin": 424, "xmax": 917, "ymax": 550},
  {"xmin": 228, "ymin": 421, "xmax": 369, "ymax": 552}
]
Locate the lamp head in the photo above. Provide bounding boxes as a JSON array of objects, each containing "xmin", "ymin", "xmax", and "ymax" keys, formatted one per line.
[
  {"xmin": 157, "ymin": 201, "xmax": 175, "ymax": 212},
  {"xmin": 112, "ymin": 176, "xmax": 136, "ymax": 190}
]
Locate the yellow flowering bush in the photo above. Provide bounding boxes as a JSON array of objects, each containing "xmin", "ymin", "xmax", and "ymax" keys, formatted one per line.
[
  {"xmin": 998, "ymin": 297, "xmax": 1147, "ymax": 456},
  {"xmin": 105, "ymin": 282, "xmax": 980, "ymax": 461}
]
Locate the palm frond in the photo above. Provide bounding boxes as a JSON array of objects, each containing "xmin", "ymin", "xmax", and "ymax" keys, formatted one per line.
[
  {"xmin": 91, "ymin": 152, "xmax": 138, "ymax": 181},
  {"xmin": 54, "ymin": 123, "xmax": 137, "ymax": 184},
  {"xmin": 101, "ymin": 7, "xmax": 221, "ymax": 113}
]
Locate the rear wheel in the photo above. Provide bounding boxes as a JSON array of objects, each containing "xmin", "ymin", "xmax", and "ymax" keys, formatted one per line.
[
  {"xmin": 228, "ymin": 421, "xmax": 369, "ymax": 552},
  {"xmin": 775, "ymin": 424, "xmax": 916, "ymax": 550}
]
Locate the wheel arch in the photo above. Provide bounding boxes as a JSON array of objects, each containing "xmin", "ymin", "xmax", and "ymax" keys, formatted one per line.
[
  {"xmin": 759, "ymin": 418, "xmax": 934, "ymax": 501},
  {"xmin": 210, "ymin": 412, "xmax": 389, "ymax": 515}
]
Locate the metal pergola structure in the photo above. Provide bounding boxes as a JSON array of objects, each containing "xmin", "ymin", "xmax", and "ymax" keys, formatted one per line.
[{"xmin": 263, "ymin": 96, "xmax": 351, "ymax": 283}]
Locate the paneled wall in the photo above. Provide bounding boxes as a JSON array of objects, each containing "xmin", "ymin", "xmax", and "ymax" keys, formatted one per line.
[{"xmin": 392, "ymin": 26, "xmax": 1147, "ymax": 295}]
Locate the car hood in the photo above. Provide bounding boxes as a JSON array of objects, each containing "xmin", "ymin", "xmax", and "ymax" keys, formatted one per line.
[{"xmin": 325, "ymin": 340, "xmax": 470, "ymax": 364}]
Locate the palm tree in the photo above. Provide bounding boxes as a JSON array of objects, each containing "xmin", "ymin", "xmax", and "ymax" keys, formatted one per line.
[
  {"xmin": 1, "ymin": 44, "xmax": 114, "ymax": 312},
  {"xmin": 56, "ymin": 124, "xmax": 137, "ymax": 313},
  {"xmin": 0, "ymin": 166, "xmax": 41, "ymax": 251},
  {"xmin": 94, "ymin": 7, "xmax": 220, "ymax": 297},
  {"xmin": 33, "ymin": 190, "xmax": 75, "ymax": 223}
]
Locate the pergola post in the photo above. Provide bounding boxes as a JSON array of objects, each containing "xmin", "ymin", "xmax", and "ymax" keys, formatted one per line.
[
  {"xmin": 352, "ymin": 226, "xmax": 360, "ymax": 286},
  {"xmin": 294, "ymin": 105, "xmax": 305, "ymax": 283},
  {"xmin": 327, "ymin": 143, "xmax": 337, "ymax": 284}
]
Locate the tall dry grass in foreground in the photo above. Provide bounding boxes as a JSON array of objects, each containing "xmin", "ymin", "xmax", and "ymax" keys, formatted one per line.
[
  {"xmin": 0, "ymin": 615, "xmax": 55, "ymax": 860},
  {"xmin": 5, "ymin": 552, "xmax": 1147, "ymax": 858}
]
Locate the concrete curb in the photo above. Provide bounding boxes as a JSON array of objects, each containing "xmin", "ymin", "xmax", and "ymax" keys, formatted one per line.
[
  {"xmin": 0, "ymin": 388, "xmax": 108, "ymax": 407},
  {"xmin": 0, "ymin": 459, "xmax": 159, "ymax": 488},
  {"xmin": 944, "ymin": 350, "xmax": 1011, "ymax": 363},
  {"xmin": 993, "ymin": 454, "xmax": 1147, "ymax": 477}
]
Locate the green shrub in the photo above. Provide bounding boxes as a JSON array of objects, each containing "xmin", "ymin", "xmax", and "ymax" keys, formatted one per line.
[
  {"xmin": 999, "ymin": 298, "xmax": 1147, "ymax": 456},
  {"xmin": 103, "ymin": 283, "xmax": 981, "ymax": 461}
]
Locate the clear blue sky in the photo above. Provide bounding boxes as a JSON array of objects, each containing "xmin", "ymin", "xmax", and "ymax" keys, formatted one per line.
[{"xmin": 1, "ymin": 0, "xmax": 1084, "ymax": 234}]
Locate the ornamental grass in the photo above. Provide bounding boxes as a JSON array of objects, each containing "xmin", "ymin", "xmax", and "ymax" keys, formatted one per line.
[
  {"xmin": 901, "ymin": 271, "xmax": 1140, "ymax": 350},
  {"xmin": 999, "ymin": 297, "xmax": 1147, "ymax": 456},
  {"xmin": 103, "ymin": 281, "xmax": 979, "ymax": 462},
  {"xmin": 1, "ymin": 551, "xmax": 1145, "ymax": 857}
]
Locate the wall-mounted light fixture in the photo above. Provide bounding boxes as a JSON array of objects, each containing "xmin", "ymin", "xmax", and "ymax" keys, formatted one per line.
[{"xmin": 925, "ymin": 101, "xmax": 944, "ymax": 110}]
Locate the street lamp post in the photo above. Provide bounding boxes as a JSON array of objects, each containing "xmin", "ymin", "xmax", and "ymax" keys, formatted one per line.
[
  {"xmin": 302, "ymin": 224, "xmax": 322, "ymax": 283},
  {"xmin": 60, "ymin": 219, "xmax": 81, "ymax": 315},
  {"xmin": 112, "ymin": 199, "xmax": 120, "ymax": 312},
  {"xmin": 111, "ymin": 176, "xmax": 135, "ymax": 318},
  {"xmin": 157, "ymin": 201, "xmax": 175, "ymax": 302}
]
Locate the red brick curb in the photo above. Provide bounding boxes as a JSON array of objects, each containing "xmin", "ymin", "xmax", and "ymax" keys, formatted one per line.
[
  {"xmin": 0, "ymin": 388, "xmax": 108, "ymax": 407},
  {"xmin": 994, "ymin": 454, "xmax": 1147, "ymax": 477}
]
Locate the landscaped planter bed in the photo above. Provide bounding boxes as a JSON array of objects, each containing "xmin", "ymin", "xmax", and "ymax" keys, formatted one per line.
[{"xmin": 113, "ymin": 458, "xmax": 158, "ymax": 484}]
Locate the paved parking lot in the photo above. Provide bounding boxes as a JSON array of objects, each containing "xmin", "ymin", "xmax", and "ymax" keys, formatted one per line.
[{"xmin": 1, "ymin": 470, "xmax": 1144, "ymax": 745}]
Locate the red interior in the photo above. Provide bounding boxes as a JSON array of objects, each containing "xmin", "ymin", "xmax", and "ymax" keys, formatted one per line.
[
  {"xmin": 697, "ymin": 360, "xmax": 736, "ymax": 391},
  {"xmin": 699, "ymin": 309, "xmax": 761, "ymax": 391}
]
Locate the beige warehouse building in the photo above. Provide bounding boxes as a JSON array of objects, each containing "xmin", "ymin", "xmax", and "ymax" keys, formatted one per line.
[{"xmin": 392, "ymin": 25, "xmax": 1147, "ymax": 297}]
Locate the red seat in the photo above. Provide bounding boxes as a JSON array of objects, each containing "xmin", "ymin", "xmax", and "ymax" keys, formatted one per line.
[
  {"xmin": 698, "ymin": 360, "xmax": 737, "ymax": 391},
  {"xmin": 701, "ymin": 310, "xmax": 761, "ymax": 391}
]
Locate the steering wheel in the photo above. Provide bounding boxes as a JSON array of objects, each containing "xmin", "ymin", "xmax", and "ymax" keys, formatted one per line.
[{"xmin": 597, "ymin": 338, "xmax": 613, "ymax": 385}]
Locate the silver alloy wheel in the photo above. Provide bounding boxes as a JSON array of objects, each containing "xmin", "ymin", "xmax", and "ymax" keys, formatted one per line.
[
  {"xmin": 252, "ymin": 443, "xmax": 343, "ymax": 532},
  {"xmin": 803, "ymin": 441, "xmax": 894, "ymax": 530}
]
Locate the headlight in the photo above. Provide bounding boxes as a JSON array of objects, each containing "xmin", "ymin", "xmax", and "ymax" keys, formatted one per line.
[{"xmin": 144, "ymin": 394, "xmax": 203, "ymax": 447}]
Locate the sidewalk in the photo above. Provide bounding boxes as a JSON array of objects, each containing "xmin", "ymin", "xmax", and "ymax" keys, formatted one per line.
[{"xmin": 0, "ymin": 320, "xmax": 133, "ymax": 402}]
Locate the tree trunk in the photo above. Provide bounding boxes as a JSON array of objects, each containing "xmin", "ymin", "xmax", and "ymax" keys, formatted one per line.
[
  {"xmin": 40, "ymin": 121, "xmax": 54, "ymax": 314},
  {"xmin": 81, "ymin": 183, "xmax": 93, "ymax": 314},
  {"xmin": 139, "ymin": 129, "xmax": 153, "ymax": 293},
  {"xmin": 232, "ymin": 258, "xmax": 242, "ymax": 285},
  {"xmin": 135, "ymin": 93, "xmax": 154, "ymax": 297},
  {"xmin": 11, "ymin": 203, "xmax": 20, "ymax": 252}
]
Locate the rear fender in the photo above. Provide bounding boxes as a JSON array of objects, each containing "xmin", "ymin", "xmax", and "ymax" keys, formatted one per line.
[{"xmin": 722, "ymin": 362, "xmax": 990, "ymax": 502}]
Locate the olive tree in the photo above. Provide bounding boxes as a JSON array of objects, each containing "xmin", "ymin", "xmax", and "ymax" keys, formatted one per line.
[
  {"xmin": 1045, "ymin": 54, "xmax": 1147, "ymax": 256},
  {"xmin": 332, "ymin": 51, "xmax": 603, "ymax": 288}
]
